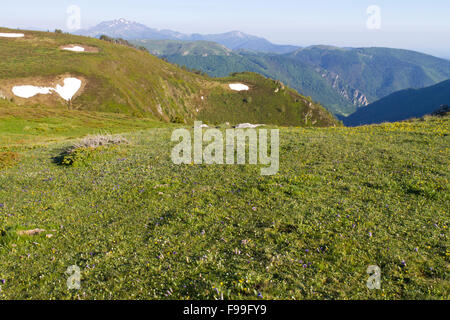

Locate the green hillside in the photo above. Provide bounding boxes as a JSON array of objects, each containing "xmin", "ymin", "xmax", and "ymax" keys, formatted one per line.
[
  {"xmin": 0, "ymin": 28, "xmax": 338, "ymax": 128},
  {"xmin": 135, "ymin": 40, "xmax": 450, "ymax": 116},
  {"xmin": 135, "ymin": 41, "xmax": 355, "ymax": 115},
  {"xmin": 133, "ymin": 39, "xmax": 233, "ymax": 56},
  {"xmin": 198, "ymin": 72, "xmax": 337, "ymax": 126},
  {"xmin": 344, "ymin": 79, "xmax": 450, "ymax": 126},
  {"xmin": 290, "ymin": 46, "xmax": 450, "ymax": 103}
]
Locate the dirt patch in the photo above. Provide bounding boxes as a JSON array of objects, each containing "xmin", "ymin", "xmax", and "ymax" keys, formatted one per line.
[
  {"xmin": 0, "ymin": 152, "xmax": 19, "ymax": 170},
  {"xmin": 59, "ymin": 44, "xmax": 99, "ymax": 53},
  {"xmin": 0, "ymin": 74, "xmax": 87, "ymax": 106}
]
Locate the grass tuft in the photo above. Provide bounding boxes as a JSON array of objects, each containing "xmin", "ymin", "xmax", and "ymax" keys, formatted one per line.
[{"xmin": 72, "ymin": 134, "xmax": 129, "ymax": 150}]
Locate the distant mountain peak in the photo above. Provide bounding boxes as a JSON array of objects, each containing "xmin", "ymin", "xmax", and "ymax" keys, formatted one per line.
[
  {"xmin": 102, "ymin": 18, "xmax": 138, "ymax": 26},
  {"xmin": 226, "ymin": 31, "xmax": 249, "ymax": 38},
  {"xmin": 104, "ymin": 18, "xmax": 140, "ymax": 30},
  {"xmin": 74, "ymin": 19, "xmax": 300, "ymax": 54}
]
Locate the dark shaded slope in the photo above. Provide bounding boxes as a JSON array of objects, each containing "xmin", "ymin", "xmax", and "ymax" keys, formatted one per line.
[{"xmin": 344, "ymin": 79, "xmax": 450, "ymax": 126}]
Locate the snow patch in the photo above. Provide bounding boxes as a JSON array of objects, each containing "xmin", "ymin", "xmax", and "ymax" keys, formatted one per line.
[
  {"xmin": 12, "ymin": 86, "xmax": 53, "ymax": 99},
  {"xmin": 62, "ymin": 46, "xmax": 85, "ymax": 52},
  {"xmin": 229, "ymin": 83, "xmax": 249, "ymax": 91},
  {"xmin": 54, "ymin": 78, "xmax": 82, "ymax": 101},
  {"xmin": 12, "ymin": 78, "xmax": 82, "ymax": 101},
  {"xmin": 0, "ymin": 33, "xmax": 24, "ymax": 38},
  {"xmin": 235, "ymin": 123, "xmax": 265, "ymax": 129}
]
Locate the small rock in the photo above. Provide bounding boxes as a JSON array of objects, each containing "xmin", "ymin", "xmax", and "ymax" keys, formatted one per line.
[
  {"xmin": 431, "ymin": 105, "xmax": 449, "ymax": 117},
  {"xmin": 17, "ymin": 229, "xmax": 45, "ymax": 236}
]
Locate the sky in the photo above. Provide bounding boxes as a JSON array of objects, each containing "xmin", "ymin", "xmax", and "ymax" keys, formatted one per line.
[{"xmin": 1, "ymin": 0, "xmax": 450, "ymax": 58}]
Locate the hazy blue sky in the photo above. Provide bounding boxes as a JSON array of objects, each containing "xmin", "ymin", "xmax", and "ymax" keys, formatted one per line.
[{"xmin": 1, "ymin": 0, "xmax": 450, "ymax": 57}]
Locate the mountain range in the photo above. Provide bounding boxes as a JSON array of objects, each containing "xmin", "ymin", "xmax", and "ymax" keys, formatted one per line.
[
  {"xmin": 75, "ymin": 19, "xmax": 299, "ymax": 54},
  {"xmin": 133, "ymin": 39, "xmax": 450, "ymax": 116},
  {"xmin": 74, "ymin": 19, "xmax": 450, "ymax": 122}
]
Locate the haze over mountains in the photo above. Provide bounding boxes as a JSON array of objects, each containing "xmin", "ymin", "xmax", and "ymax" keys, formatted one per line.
[{"xmin": 75, "ymin": 19, "xmax": 299, "ymax": 54}]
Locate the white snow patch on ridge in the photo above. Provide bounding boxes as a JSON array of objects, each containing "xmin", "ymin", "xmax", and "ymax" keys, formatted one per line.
[
  {"xmin": 0, "ymin": 33, "xmax": 24, "ymax": 38},
  {"xmin": 62, "ymin": 46, "xmax": 85, "ymax": 52},
  {"xmin": 229, "ymin": 83, "xmax": 249, "ymax": 91},
  {"xmin": 12, "ymin": 78, "xmax": 82, "ymax": 101},
  {"xmin": 235, "ymin": 123, "xmax": 265, "ymax": 129},
  {"xmin": 12, "ymin": 86, "xmax": 52, "ymax": 99}
]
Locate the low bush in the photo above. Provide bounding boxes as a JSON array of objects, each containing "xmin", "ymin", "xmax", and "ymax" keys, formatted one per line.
[{"xmin": 55, "ymin": 134, "xmax": 128, "ymax": 166}]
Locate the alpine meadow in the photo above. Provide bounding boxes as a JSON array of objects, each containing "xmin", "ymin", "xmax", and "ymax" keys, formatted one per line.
[{"xmin": 0, "ymin": 1, "xmax": 449, "ymax": 305}]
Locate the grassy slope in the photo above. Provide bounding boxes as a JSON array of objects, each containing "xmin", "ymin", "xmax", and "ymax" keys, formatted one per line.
[
  {"xmin": 0, "ymin": 99, "xmax": 173, "ymax": 147},
  {"xmin": 0, "ymin": 116, "xmax": 448, "ymax": 299},
  {"xmin": 198, "ymin": 72, "xmax": 337, "ymax": 127},
  {"xmin": 0, "ymin": 28, "xmax": 198, "ymax": 119},
  {"xmin": 0, "ymin": 28, "xmax": 338, "ymax": 128}
]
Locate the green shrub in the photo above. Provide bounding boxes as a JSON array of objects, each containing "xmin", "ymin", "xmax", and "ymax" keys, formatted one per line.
[
  {"xmin": 170, "ymin": 115, "xmax": 185, "ymax": 124},
  {"xmin": 60, "ymin": 146, "xmax": 103, "ymax": 167}
]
